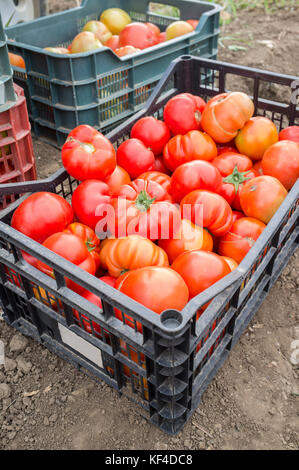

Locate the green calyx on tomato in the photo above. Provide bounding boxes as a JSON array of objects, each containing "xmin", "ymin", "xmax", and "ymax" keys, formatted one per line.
[
  {"xmin": 222, "ymin": 165, "xmax": 252, "ymax": 194},
  {"xmin": 135, "ymin": 190, "xmax": 156, "ymax": 212}
]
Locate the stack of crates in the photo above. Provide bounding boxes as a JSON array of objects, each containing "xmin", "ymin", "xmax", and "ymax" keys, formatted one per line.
[{"xmin": 0, "ymin": 15, "xmax": 36, "ymax": 210}]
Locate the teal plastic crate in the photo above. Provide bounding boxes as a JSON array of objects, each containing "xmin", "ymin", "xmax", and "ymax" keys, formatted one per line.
[
  {"xmin": 5, "ymin": 0, "xmax": 221, "ymax": 148},
  {"xmin": 0, "ymin": 13, "xmax": 16, "ymax": 112}
]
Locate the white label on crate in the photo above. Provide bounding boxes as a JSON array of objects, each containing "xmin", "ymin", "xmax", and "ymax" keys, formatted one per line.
[{"xmin": 58, "ymin": 323, "xmax": 103, "ymax": 368}]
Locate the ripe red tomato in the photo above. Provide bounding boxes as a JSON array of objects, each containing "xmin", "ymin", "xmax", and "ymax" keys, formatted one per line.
[
  {"xmin": 240, "ymin": 176, "xmax": 288, "ymax": 224},
  {"xmin": 119, "ymin": 22, "xmax": 158, "ymax": 49},
  {"xmin": 64, "ymin": 222, "xmax": 101, "ymax": 270},
  {"xmin": 154, "ymin": 155, "xmax": 171, "ymax": 174},
  {"xmin": 221, "ymin": 256, "xmax": 239, "ymax": 272},
  {"xmin": 186, "ymin": 19, "xmax": 199, "ymax": 29},
  {"xmin": 163, "ymin": 93, "xmax": 206, "ymax": 135},
  {"xmin": 145, "ymin": 22, "xmax": 160, "ymax": 37},
  {"xmin": 130, "ymin": 116, "xmax": 171, "ymax": 155},
  {"xmin": 105, "ymin": 35, "xmax": 120, "ymax": 50},
  {"xmin": 114, "ymin": 266, "xmax": 189, "ymax": 331},
  {"xmin": 11, "ymin": 192, "xmax": 74, "ymax": 244},
  {"xmin": 109, "ymin": 179, "xmax": 180, "ymax": 240},
  {"xmin": 217, "ymin": 144, "xmax": 238, "ymax": 156},
  {"xmin": 105, "ymin": 165, "xmax": 131, "ymax": 196},
  {"xmin": 212, "ymin": 152, "xmax": 257, "ymax": 210},
  {"xmin": 170, "ymin": 160, "xmax": 222, "ymax": 203},
  {"xmin": 163, "ymin": 130, "xmax": 217, "ymax": 172},
  {"xmin": 99, "ymin": 235, "xmax": 169, "ymax": 278},
  {"xmin": 159, "ymin": 219, "xmax": 213, "ymax": 263},
  {"xmin": 157, "ymin": 32, "xmax": 166, "ymax": 43},
  {"xmin": 262, "ymin": 140, "xmax": 299, "ymax": 190},
  {"xmin": 171, "ymin": 250, "xmax": 231, "ymax": 299},
  {"xmin": 232, "ymin": 210, "xmax": 245, "ymax": 224},
  {"xmin": 201, "ymin": 92, "xmax": 254, "ymax": 143},
  {"xmin": 212, "ymin": 152, "xmax": 253, "ymax": 176},
  {"xmin": 138, "ymin": 171, "xmax": 171, "ymax": 193},
  {"xmin": 116, "ymin": 138, "xmax": 155, "ymax": 179},
  {"xmin": 36, "ymin": 233, "xmax": 96, "ymax": 293},
  {"xmin": 253, "ymin": 161, "xmax": 263, "ymax": 176},
  {"xmin": 180, "ymin": 189, "xmax": 233, "ymax": 237},
  {"xmin": 71, "ymin": 180, "xmax": 111, "ymax": 232},
  {"xmin": 61, "ymin": 125, "xmax": 116, "ymax": 181},
  {"xmin": 235, "ymin": 117, "xmax": 279, "ymax": 161},
  {"xmin": 218, "ymin": 217, "xmax": 266, "ymax": 263},
  {"xmin": 279, "ymin": 126, "xmax": 299, "ymax": 144}
]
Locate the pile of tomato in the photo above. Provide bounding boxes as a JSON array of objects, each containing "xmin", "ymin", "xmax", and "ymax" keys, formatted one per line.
[{"xmin": 10, "ymin": 91, "xmax": 299, "ymax": 337}]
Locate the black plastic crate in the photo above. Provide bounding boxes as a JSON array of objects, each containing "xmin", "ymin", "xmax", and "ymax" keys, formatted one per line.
[{"xmin": 0, "ymin": 56, "xmax": 298, "ymax": 435}]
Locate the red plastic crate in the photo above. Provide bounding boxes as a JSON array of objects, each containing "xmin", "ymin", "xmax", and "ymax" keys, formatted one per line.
[{"xmin": 0, "ymin": 83, "xmax": 36, "ymax": 209}]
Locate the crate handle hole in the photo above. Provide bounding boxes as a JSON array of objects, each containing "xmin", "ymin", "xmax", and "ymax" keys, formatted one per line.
[
  {"xmin": 148, "ymin": 3, "xmax": 180, "ymax": 19},
  {"xmin": 160, "ymin": 309, "xmax": 183, "ymax": 329}
]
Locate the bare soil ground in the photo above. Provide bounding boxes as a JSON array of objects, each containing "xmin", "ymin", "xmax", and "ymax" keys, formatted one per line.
[{"xmin": 0, "ymin": 2, "xmax": 298, "ymax": 450}]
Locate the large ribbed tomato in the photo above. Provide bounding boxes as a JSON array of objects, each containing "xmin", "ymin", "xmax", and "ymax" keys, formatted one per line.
[
  {"xmin": 163, "ymin": 130, "xmax": 217, "ymax": 172},
  {"xmin": 158, "ymin": 219, "xmax": 213, "ymax": 263},
  {"xmin": 99, "ymin": 235, "xmax": 169, "ymax": 278},
  {"xmin": 261, "ymin": 140, "xmax": 299, "ymax": 190},
  {"xmin": 180, "ymin": 190, "xmax": 233, "ymax": 237},
  {"xmin": 109, "ymin": 179, "xmax": 181, "ymax": 240},
  {"xmin": 163, "ymin": 93, "xmax": 206, "ymax": 135},
  {"xmin": 218, "ymin": 217, "xmax": 266, "ymax": 263},
  {"xmin": 61, "ymin": 125, "xmax": 116, "ymax": 181},
  {"xmin": 170, "ymin": 160, "xmax": 222, "ymax": 203},
  {"xmin": 138, "ymin": 171, "xmax": 171, "ymax": 193},
  {"xmin": 201, "ymin": 92, "xmax": 254, "ymax": 143},
  {"xmin": 171, "ymin": 250, "xmax": 231, "ymax": 299},
  {"xmin": 240, "ymin": 176, "xmax": 288, "ymax": 224}
]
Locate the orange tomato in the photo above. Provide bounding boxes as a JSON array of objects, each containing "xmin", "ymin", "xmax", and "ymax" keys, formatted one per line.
[
  {"xmin": 172, "ymin": 250, "xmax": 231, "ymax": 299},
  {"xmin": 218, "ymin": 217, "xmax": 266, "ymax": 263},
  {"xmin": 138, "ymin": 170, "xmax": 171, "ymax": 193},
  {"xmin": 240, "ymin": 176, "xmax": 288, "ymax": 224},
  {"xmin": 201, "ymin": 92, "xmax": 254, "ymax": 143},
  {"xmin": 8, "ymin": 52, "xmax": 25, "ymax": 69},
  {"xmin": 221, "ymin": 256, "xmax": 239, "ymax": 271},
  {"xmin": 159, "ymin": 219, "xmax": 213, "ymax": 263},
  {"xmin": 99, "ymin": 235, "xmax": 169, "ymax": 278},
  {"xmin": 235, "ymin": 117, "xmax": 279, "ymax": 161}
]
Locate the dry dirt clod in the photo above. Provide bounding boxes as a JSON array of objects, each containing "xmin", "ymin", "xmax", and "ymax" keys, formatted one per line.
[
  {"xmin": 9, "ymin": 335, "xmax": 28, "ymax": 354},
  {"xmin": 0, "ymin": 383, "xmax": 11, "ymax": 400}
]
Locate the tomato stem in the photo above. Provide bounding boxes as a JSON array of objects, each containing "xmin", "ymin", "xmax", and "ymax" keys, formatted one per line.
[
  {"xmin": 223, "ymin": 165, "xmax": 252, "ymax": 194},
  {"xmin": 135, "ymin": 190, "xmax": 156, "ymax": 212}
]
